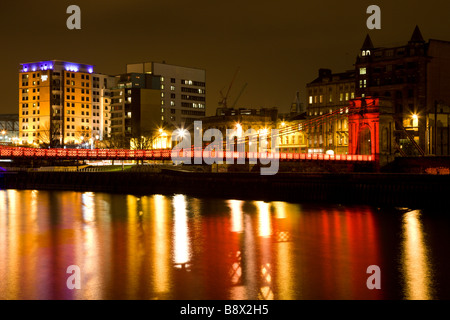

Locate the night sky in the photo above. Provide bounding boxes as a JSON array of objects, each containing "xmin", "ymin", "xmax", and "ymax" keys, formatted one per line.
[{"xmin": 1, "ymin": 0, "xmax": 450, "ymax": 116}]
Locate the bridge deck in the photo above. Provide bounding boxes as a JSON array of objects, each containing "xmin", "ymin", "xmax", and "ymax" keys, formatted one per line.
[{"xmin": 0, "ymin": 147, "xmax": 375, "ymax": 162}]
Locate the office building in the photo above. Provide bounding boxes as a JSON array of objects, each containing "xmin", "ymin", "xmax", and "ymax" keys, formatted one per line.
[{"xmin": 126, "ymin": 62, "xmax": 206, "ymax": 130}]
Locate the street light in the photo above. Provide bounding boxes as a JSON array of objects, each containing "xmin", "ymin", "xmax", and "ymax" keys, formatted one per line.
[
  {"xmin": 412, "ymin": 114, "xmax": 419, "ymax": 128},
  {"xmin": 177, "ymin": 128, "xmax": 187, "ymax": 138}
]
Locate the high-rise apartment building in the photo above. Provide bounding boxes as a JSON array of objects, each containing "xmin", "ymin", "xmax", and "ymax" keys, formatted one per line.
[{"xmin": 18, "ymin": 60, "xmax": 115, "ymax": 147}]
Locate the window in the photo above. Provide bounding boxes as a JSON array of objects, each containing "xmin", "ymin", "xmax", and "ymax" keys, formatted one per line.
[
  {"xmin": 309, "ymin": 96, "xmax": 313, "ymax": 104},
  {"xmin": 170, "ymin": 86, "xmax": 175, "ymax": 91},
  {"xmin": 359, "ymin": 67, "xmax": 367, "ymax": 75},
  {"xmin": 340, "ymin": 93, "xmax": 344, "ymax": 101}
]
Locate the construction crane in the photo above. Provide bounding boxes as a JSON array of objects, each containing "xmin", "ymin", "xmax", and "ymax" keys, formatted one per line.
[
  {"xmin": 218, "ymin": 67, "xmax": 240, "ymax": 109},
  {"xmin": 231, "ymin": 83, "xmax": 248, "ymax": 109}
]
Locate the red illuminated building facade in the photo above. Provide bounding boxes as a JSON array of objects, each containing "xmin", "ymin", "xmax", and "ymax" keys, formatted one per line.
[{"xmin": 307, "ymin": 26, "xmax": 450, "ymax": 158}]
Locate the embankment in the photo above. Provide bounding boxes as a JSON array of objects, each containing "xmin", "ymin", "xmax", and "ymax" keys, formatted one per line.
[{"xmin": 1, "ymin": 169, "xmax": 449, "ymax": 209}]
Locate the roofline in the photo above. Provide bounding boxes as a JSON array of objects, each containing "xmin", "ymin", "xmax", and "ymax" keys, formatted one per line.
[
  {"xmin": 20, "ymin": 60, "xmax": 95, "ymax": 67},
  {"xmin": 126, "ymin": 61, "xmax": 206, "ymax": 72}
]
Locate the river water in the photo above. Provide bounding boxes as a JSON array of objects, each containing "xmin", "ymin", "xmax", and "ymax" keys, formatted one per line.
[{"xmin": 0, "ymin": 189, "xmax": 449, "ymax": 300}]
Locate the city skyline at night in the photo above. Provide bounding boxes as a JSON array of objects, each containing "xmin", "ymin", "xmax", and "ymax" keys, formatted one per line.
[
  {"xmin": 2, "ymin": 0, "xmax": 450, "ymax": 308},
  {"xmin": 2, "ymin": 1, "xmax": 450, "ymax": 117}
]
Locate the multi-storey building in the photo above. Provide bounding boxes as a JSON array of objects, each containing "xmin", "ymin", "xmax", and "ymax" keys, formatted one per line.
[
  {"xmin": 126, "ymin": 62, "xmax": 206, "ymax": 130},
  {"xmin": 109, "ymin": 73, "xmax": 162, "ymax": 148},
  {"xmin": 305, "ymin": 26, "xmax": 450, "ymax": 156},
  {"xmin": 306, "ymin": 69, "xmax": 356, "ymax": 154},
  {"xmin": 92, "ymin": 74, "xmax": 116, "ymax": 141},
  {"xmin": 201, "ymin": 107, "xmax": 278, "ymax": 151},
  {"xmin": 18, "ymin": 60, "xmax": 114, "ymax": 147},
  {"xmin": 356, "ymin": 26, "xmax": 450, "ymax": 155},
  {"xmin": 277, "ymin": 92, "xmax": 308, "ymax": 153}
]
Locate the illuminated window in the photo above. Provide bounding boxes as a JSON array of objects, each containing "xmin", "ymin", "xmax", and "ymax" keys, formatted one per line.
[
  {"xmin": 319, "ymin": 95, "xmax": 323, "ymax": 103},
  {"xmin": 170, "ymin": 86, "xmax": 175, "ymax": 91},
  {"xmin": 170, "ymin": 101, "xmax": 175, "ymax": 106},
  {"xmin": 345, "ymin": 93, "xmax": 349, "ymax": 101},
  {"xmin": 351, "ymin": 92, "xmax": 355, "ymax": 99},
  {"xmin": 161, "ymin": 84, "xmax": 165, "ymax": 90},
  {"xmin": 161, "ymin": 76, "xmax": 164, "ymax": 82},
  {"xmin": 309, "ymin": 96, "xmax": 313, "ymax": 104},
  {"xmin": 340, "ymin": 93, "xmax": 344, "ymax": 101},
  {"xmin": 360, "ymin": 67, "xmax": 367, "ymax": 75}
]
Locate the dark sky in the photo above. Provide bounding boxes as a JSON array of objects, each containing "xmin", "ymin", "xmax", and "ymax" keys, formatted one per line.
[{"xmin": 1, "ymin": 0, "xmax": 449, "ymax": 116}]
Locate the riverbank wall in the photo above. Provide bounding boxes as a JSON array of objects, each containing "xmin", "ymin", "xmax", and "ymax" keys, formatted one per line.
[{"xmin": 1, "ymin": 169, "xmax": 449, "ymax": 209}]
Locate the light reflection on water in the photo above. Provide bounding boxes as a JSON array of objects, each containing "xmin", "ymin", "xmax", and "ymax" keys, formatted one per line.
[
  {"xmin": 401, "ymin": 210, "xmax": 434, "ymax": 300},
  {"xmin": 0, "ymin": 189, "xmax": 447, "ymax": 300}
]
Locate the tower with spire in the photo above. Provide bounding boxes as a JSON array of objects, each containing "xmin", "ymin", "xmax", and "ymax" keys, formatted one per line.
[{"xmin": 361, "ymin": 34, "xmax": 375, "ymax": 57}]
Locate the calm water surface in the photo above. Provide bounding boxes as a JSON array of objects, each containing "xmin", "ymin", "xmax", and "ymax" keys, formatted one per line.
[{"xmin": 0, "ymin": 189, "xmax": 449, "ymax": 300}]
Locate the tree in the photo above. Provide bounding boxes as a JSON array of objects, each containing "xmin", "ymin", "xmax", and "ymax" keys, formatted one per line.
[
  {"xmin": 99, "ymin": 133, "xmax": 129, "ymax": 149},
  {"xmin": 38, "ymin": 121, "xmax": 61, "ymax": 148}
]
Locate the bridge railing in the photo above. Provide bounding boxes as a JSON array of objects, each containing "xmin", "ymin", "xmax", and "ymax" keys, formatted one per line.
[{"xmin": 0, "ymin": 146, "xmax": 375, "ymax": 162}]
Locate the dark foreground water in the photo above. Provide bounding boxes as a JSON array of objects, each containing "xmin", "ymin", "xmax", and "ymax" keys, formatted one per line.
[{"xmin": 0, "ymin": 189, "xmax": 449, "ymax": 300}]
